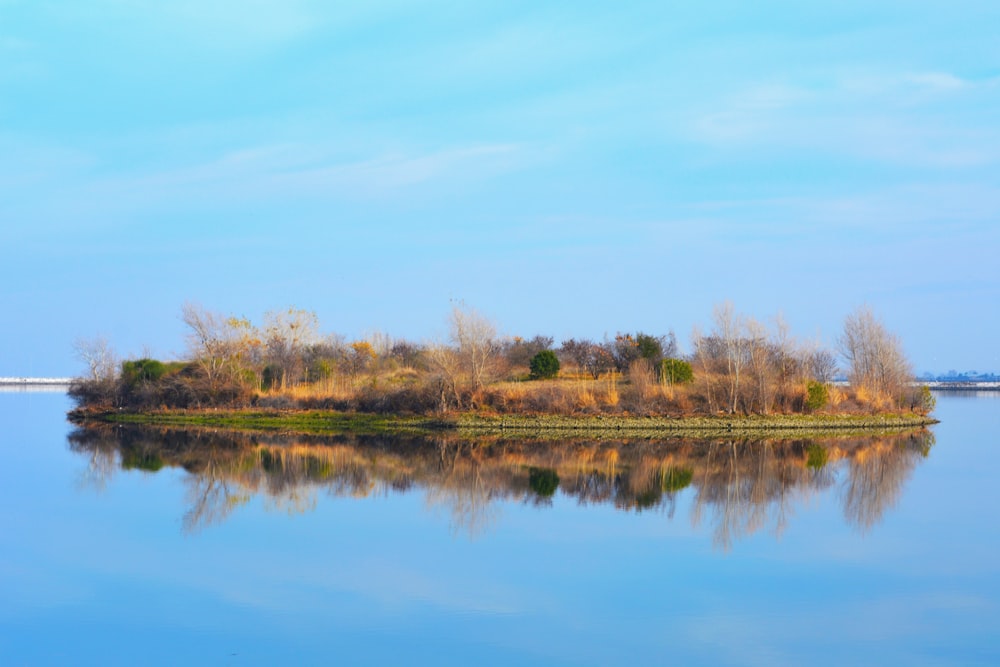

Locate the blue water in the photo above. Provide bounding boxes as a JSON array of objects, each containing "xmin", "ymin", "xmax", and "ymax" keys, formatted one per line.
[{"xmin": 1, "ymin": 391, "xmax": 997, "ymax": 666}]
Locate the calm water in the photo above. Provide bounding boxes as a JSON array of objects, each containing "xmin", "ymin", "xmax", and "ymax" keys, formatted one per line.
[{"xmin": 1, "ymin": 391, "xmax": 998, "ymax": 666}]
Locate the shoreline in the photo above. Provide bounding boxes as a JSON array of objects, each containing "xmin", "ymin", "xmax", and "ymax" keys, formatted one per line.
[{"xmin": 69, "ymin": 408, "xmax": 938, "ymax": 439}]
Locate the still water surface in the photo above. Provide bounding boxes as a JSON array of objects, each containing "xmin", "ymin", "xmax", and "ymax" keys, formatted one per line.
[{"xmin": 1, "ymin": 391, "xmax": 997, "ymax": 666}]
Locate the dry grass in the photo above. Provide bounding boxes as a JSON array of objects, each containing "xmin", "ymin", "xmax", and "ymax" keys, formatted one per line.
[{"xmin": 239, "ymin": 363, "xmax": 919, "ymax": 421}]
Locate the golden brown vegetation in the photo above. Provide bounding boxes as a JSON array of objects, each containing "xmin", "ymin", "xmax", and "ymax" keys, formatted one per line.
[{"xmin": 70, "ymin": 301, "xmax": 933, "ymax": 419}]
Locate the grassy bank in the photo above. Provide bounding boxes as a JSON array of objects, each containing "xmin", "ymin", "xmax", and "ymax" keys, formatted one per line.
[{"xmin": 71, "ymin": 408, "xmax": 937, "ymax": 439}]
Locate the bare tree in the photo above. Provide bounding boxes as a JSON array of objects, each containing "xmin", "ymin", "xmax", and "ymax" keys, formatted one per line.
[
  {"xmin": 181, "ymin": 302, "xmax": 259, "ymax": 388},
  {"xmin": 73, "ymin": 335, "xmax": 118, "ymax": 381},
  {"xmin": 808, "ymin": 348, "xmax": 839, "ymax": 384},
  {"xmin": 714, "ymin": 301, "xmax": 749, "ymax": 414},
  {"xmin": 837, "ymin": 306, "xmax": 912, "ymax": 407},
  {"xmin": 745, "ymin": 317, "xmax": 774, "ymax": 414},
  {"xmin": 559, "ymin": 338, "xmax": 613, "ymax": 379},
  {"xmin": 263, "ymin": 307, "xmax": 320, "ymax": 388},
  {"xmin": 426, "ymin": 343, "xmax": 465, "ymax": 410},
  {"xmin": 448, "ymin": 302, "xmax": 500, "ymax": 391}
]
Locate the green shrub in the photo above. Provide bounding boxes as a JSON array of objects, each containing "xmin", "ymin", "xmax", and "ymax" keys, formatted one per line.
[
  {"xmin": 806, "ymin": 381, "xmax": 829, "ymax": 411},
  {"xmin": 121, "ymin": 358, "xmax": 168, "ymax": 385},
  {"xmin": 912, "ymin": 385, "xmax": 936, "ymax": 415},
  {"xmin": 660, "ymin": 358, "xmax": 693, "ymax": 385},
  {"xmin": 529, "ymin": 350, "xmax": 560, "ymax": 380}
]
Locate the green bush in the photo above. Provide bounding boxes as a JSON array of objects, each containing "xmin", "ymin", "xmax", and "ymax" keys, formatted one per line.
[
  {"xmin": 806, "ymin": 381, "xmax": 829, "ymax": 411},
  {"xmin": 912, "ymin": 385, "xmax": 936, "ymax": 415},
  {"xmin": 529, "ymin": 350, "xmax": 560, "ymax": 380},
  {"xmin": 121, "ymin": 358, "xmax": 168, "ymax": 385},
  {"xmin": 660, "ymin": 358, "xmax": 693, "ymax": 385}
]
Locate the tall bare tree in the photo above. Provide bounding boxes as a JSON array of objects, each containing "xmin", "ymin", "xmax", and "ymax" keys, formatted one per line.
[
  {"xmin": 73, "ymin": 335, "xmax": 118, "ymax": 381},
  {"xmin": 263, "ymin": 307, "xmax": 320, "ymax": 388},
  {"xmin": 714, "ymin": 301, "xmax": 749, "ymax": 414},
  {"xmin": 181, "ymin": 302, "xmax": 259, "ymax": 388},
  {"xmin": 448, "ymin": 302, "xmax": 500, "ymax": 391},
  {"xmin": 837, "ymin": 306, "xmax": 912, "ymax": 407},
  {"xmin": 745, "ymin": 317, "xmax": 774, "ymax": 414}
]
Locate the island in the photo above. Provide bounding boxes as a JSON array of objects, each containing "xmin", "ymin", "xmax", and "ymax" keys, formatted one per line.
[{"xmin": 68, "ymin": 302, "xmax": 938, "ymax": 434}]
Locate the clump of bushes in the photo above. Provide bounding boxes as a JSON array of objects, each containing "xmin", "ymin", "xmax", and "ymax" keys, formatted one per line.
[{"xmin": 121, "ymin": 358, "xmax": 169, "ymax": 385}]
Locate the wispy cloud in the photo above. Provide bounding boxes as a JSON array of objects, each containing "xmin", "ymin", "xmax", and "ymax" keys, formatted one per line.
[
  {"xmin": 0, "ymin": 137, "xmax": 537, "ymax": 242},
  {"xmin": 128, "ymin": 141, "xmax": 531, "ymax": 202},
  {"xmin": 61, "ymin": 0, "xmax": 322, "ymax": 53},
  {"xmin": 690, "ymin": 70, "xmax": 1000, "ymax": 168}
]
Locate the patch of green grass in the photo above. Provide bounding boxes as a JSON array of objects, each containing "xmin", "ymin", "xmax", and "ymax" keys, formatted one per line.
[{"xmin": 77, "ymin": 408, "xmax": 937, "ymax": 439}]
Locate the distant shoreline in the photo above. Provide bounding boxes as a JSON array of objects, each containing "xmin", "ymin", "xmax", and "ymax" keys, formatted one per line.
[
  {"xmin": 921, "ymin": 382, "xmax": 1000, "ymax": 391},
  {"xmin": 0, "ymin": 377, "xmax": 74, "ymax": 385}
]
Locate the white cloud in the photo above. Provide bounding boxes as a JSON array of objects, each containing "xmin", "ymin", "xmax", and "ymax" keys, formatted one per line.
[
  {"xmin": 0, "ymin": 137, "xmax": 537, "ymax": 242},
  {"xmin": 689, "ymin": 70, "xmax": 1000, "ymax": 168},
  {"xmin": 54, "ymin": 0, "xmax": 322, "ymax": 54},
  {"xmin": 903, "ymin": 71, "xmax": 969, "ymax": 92}
]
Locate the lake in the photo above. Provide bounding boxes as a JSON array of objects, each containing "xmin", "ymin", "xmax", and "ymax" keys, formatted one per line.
[{"xmin": 1, "ymin": 390, "xmax": 997, "ymax": 666}]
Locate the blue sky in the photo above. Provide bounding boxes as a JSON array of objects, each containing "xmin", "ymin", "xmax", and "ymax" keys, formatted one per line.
[{"xmin": 2, "ymin": 1, "xmax": 998, "ymax": 376}]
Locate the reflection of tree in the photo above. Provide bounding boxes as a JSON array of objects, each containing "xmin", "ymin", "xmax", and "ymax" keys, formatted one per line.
[
  {"xmin": 68, "ymin": 428, "xmax": 119, "ymax": 492},
  {"xmin": 690, "ymin": 441, "xmax": 806, "ymax": 551},
  {"xmin": 840, "ymin": 432, "xmax": 931, "ymax": 532},
  {"xmin": 183, "ymin": 468, "xmax": 247, "ymax": 534},
  {"xmin": 426, "ymin": 441, "xmax": 502, "ymax": 538},
  {"xmin": 67, "ymin": 423, "xmax": 934, "ymax": 546}
]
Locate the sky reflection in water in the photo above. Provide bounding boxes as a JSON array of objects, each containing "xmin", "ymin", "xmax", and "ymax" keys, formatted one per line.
[
  {"xmin": 67, "ymin": 421, "xmax": 932, "ymax": 549},
  {"xmin": 1, "ymin": 392, "xmax": 998, "ymax": 666}
]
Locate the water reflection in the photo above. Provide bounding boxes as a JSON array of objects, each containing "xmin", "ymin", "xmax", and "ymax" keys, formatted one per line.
[{"xmin": 67, "ymin": 424, "xmax": 933, "ymax": 548}]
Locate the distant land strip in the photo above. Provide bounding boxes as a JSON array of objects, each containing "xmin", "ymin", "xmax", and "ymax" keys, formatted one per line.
[
  {"xmin": 0, "ymin": 377, "xmax": 74, "ymax": 385},
  {"xmin": 923, "ymin": 381, "xmax": 1000, "ymax": 391}
]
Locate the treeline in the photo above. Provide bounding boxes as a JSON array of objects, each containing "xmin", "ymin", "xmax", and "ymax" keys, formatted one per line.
[{"xmin": 70, "ymin": 302, "xmax": 934, "ymax": 417}]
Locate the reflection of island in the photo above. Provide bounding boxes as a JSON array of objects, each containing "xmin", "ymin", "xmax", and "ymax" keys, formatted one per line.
[{"xmin": 68, "ymin": 424, "xmax": 933, "ymax": 549}]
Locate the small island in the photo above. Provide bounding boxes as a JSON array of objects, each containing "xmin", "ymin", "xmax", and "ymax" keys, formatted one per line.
[{"xmin": 68, "ymin": 302, "xmax": 937, "ymax": 435}]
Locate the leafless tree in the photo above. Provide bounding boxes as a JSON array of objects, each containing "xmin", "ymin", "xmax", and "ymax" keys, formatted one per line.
[
  {"xmin": 448, "ymin": 302, "xmax": 500, "ymax": 391},
  {"xmin": 837, "ymin": 306, "xmax": 912, "ymax": 406},
  {"xmin": 503, "ymin": 335, "xmax": 555, "ymax": 369},
  {"xmin": 559, "ymin": 338, "xmax": 614, "ymax": 379},
  {"xmin": 181, "ymin": 302, "xmax": 259, "ymax": 388},
  {"xmin": 808, "ymin": 348, "xmax": 839, "ymax": 384},
  {"xmin": 73, "ymin": 335, "xmax": 118, "ymax": 381},
  {"xmin": 426, "ymin": 343, "xmax": 465, "ymax": 410},
  {"xmin": 714, "ymin": 301, "xmax": 749, "ymax": 414},
  {"xmin": 745, "ymin": 317, "xmax": 774, "ymax": 414},
  {"xmin": 263, "ymin": 307, "xmax": 320, "ymax": 389}
]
